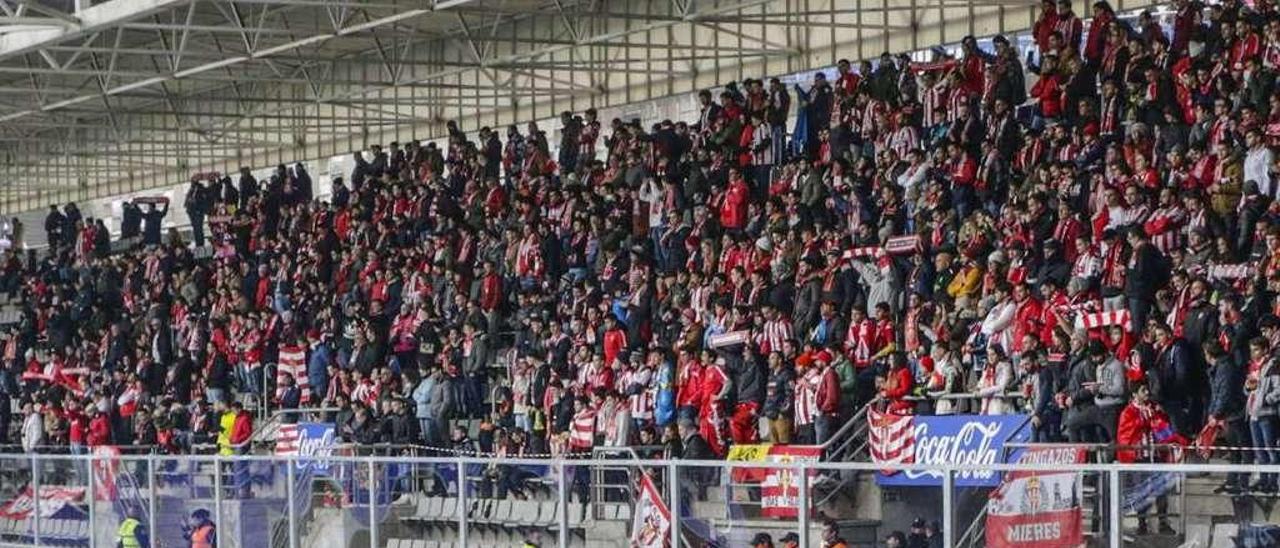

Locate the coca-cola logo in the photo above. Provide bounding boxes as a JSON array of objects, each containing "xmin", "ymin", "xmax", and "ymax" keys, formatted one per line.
[
  {"xmin": 295, "ymin": 426, "xmax": 336, "ymax": 473},
  {"xmin": 903, "ymin": 420, "xmax": 1005, "ymax": 481}
]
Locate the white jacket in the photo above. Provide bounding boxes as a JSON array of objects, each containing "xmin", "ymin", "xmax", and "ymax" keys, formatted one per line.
[
  {"xmin": 980, "ymin": 299, "xmax": 1017, "ymax": 352},
  {"xmin": 21, "ymin": 413, "xmax": 44, "ymax": 453},
  {"xmin": 976, "ymin": 360, "xmax": 1014, "ymax": 415}
]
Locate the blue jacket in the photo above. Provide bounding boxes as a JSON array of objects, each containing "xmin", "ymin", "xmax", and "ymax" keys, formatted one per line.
[
  {"xmin": 307, "ymin": 343, "xmax": 331, "ymax": 399},
  {"xmin": 413, "ymin": 377, "xmax": 435, "ymax": 419},
  {"xmin": 654, "ymin": 361, "xmax": 676, "ymax": 427}
]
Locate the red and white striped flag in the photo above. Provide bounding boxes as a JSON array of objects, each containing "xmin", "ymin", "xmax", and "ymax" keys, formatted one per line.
[
  {"xmin": 843, "ymin": 246, "xmax": 884, "ymax": 261},
  {"xmin": 868, "ymin": 408, "xmax": 916, "ymax": 475},
  {"xmin": 1076, "ymin": 309, "xmax": 1131, "ymax": 332},
  {"xmin": 117, "ymin": 385, "xmax": 139, "ymax": 418},
  {"xmin": 275, "ymin": 345, "xmax": 310, "ymax": 405},
  {"xmin": 885, "ymin": 235, "xmax": 923, "ymax": 255},
  {"xmin": 707, "ymin": 330, "xmax": 750, "ymax": 349},
  {"xmin": 1207, "ymin": 264, "xmax": 1254, "ymax": 280},
  {"xmin": 275, "ymin": 423, "xmax": 299, "ymax": 456}
]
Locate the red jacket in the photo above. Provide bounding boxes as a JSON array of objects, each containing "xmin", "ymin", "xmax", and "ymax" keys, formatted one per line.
[
  {"xmin": 1030, "ymin": 74, "xmax": 1063, "ymax": 119},
  {"xmin": 950, "ymin": 154, "xmax": 977, "ymax": 187},
  {"xmin": 66, "ymin": 411, "xmax": 87, "ymax": 445},
  {"xmin": 230, "ymin": 411, "xmax": 253, "ymax": 446},
  {"xmin": 1084, "ymin": 11, "xmax": 1114, "ymax": 63},
  {"xmin": 881, "ymin": 366, "xmax": 915, "ymax": 415},
  {"xmin": 815, "ymin": 367, "xmax": 841, "ymax": 415},
  {"xmin": 719, "ymin": 178, "xmax": 749, "ymax": 230},
  {"xmin": 88, "ymin": 413, "xmax": 112, "ymax": 446},
  {"xmin": 677, "ymin": 361, "xmax": 704, "ymax": 409},
  {"xmin": 1033, "ymin": 7, "xmax": 1057, "ymax": 52},
  {"xmin": 1116, "ymin": 402, "xmax": 1186, "ymax": 463},
  {"xmin": 603, "ymin": 329, "xmax": 628, "ymax": 366},
  {"xmin": 478, "ymin": 273, "xmax": 502, "ymax": 311},
  {"xmin": 1011, "ymin": 297, "xmax": 1044, "ymax": 354}
]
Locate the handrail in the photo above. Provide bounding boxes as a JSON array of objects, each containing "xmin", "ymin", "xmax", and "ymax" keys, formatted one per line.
[
  {"xmin": 954, "ymin": 501, "xmax": 987, "ymax": 548},
  {"xmin": 903, "ymin": 391, "xmax": 1026, "ymax": 401},
  {"xmin": 0, "ymin": 444, "xmax": 160, "ymax": 453},
  {"xmin": 822, "ymin": 399, "xmax": 877, "ymax": 464},
  {"xmin": 242, "ymin": 406, "xmax": 342, "ymax": 449},
  {"xmin": 14, "ymin": 453, "xmax": 1280, "ymax": 473},
  {"xmin": 589, "ymin": 446, "xmax": 646, "ymax": 520},
  {"xmin": 810, "ymin": 400, "xmax": 877, "ymax": 510},
  {"xmin": 819, "ymin": 399, "xmax": 875, "ymax": 450}
]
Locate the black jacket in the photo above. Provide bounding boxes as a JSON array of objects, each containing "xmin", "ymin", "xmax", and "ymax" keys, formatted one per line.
[
  {"xmin": 729, "ymin": 354, "xmax": 766, "ymax": 405},
  {"xmin": 1208, "ymin": 356, "xmax": 1245, "ymax": 421},
  {"xmin": 681, "ymin": 433, "xmax": 715, "ymax": 460},
  {"xmin": 763, "ymin": 367, "xmax": 794, "ymax": 419},
  {"xmin": 141, "ymin": 204, "xmax": 168, "ymax": 246},
  {"xmin": 1123, "ymin": 241, "xmax": 1165, "ymax": 301},
  {"xmin": 1154, "ymin": 339, "xmax": 1195, "ymax": 404}
]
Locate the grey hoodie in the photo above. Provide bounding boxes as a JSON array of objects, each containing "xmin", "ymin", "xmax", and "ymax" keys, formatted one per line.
[
  {"xmin": 1246, "ymin": 361, "xmax": 1280, "ymax": 419},
  {"xmin": 1094, "ymin": 358, "xmax": 1128, "ymax": 409}
]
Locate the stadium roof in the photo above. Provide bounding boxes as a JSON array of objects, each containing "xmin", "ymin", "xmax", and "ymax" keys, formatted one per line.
[{"xmin": 0, "ymin": 0, "xmax": 1157, "ymax": 213}]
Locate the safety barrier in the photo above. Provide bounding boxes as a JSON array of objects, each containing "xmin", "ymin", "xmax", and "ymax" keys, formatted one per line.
[{"xmin": 0, "ymin": 452, "xmax": 1277, "ymax": 548}]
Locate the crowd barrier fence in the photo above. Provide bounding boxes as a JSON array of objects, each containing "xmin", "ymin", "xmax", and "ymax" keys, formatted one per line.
[{"xmin": 0, "ymin": 452, "xmax": 1277, "ymax": 548}]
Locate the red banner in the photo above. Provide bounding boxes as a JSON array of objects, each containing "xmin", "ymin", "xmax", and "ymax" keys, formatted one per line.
[
  {"xmin": 92, "ymin": 445, "xmax": 121, "ymax": 501},
  {"xmin": 759, "ymin": 445, "xmax": 823, "ymax": 518},
  {"xmin": 987, "ymin": 508, "xmax": 1084, "ymax": 546},
  {"xmin": 985, "ymin": 447, "xmax": 1087, "ymax": 548},
  {"xmin": 726, "ymin": 443, "xmax": 773, "ymax": 483}
]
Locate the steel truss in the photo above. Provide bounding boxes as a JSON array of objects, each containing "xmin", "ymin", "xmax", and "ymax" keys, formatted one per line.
[{"xmin": 0, "ymin": 0, "xmax": 1158, "ymax": 211}]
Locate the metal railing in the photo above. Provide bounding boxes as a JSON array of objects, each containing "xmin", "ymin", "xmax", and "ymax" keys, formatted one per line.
[
  {"xmin": 0, "ymin": 452, "xmax": 1276, "ymax": 548},
  {"xmin": 955, "ymin": 441, "xmax": 1202, "ymax": 548}
]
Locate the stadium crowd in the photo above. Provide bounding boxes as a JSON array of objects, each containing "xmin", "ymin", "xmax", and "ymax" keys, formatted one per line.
[{"xmin": 3, "ymin": 0, "xmax": 1280, "ymax": 501}]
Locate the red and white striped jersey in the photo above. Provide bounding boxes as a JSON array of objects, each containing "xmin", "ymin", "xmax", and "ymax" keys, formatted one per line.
[
  {"xmin": 1146, "ymin": 206, "xmax": 1186, "ymax": 254},
  {"xmin": 1072, "ymin": 247, "xmax": 1102, "ymax": 280},
  {"xmin": 922, "ymin": 82, "xmax": 948, "ymax": 128},
  {"xmin": 889, "ymin": 125, "xmax": 919, "ymax": 158},
  {"xmin": 793, "ymin": 368, "xmax": 820, "ymax": 426},
  {"xmin": 275, "ymin": 345, "xmax": 311, "ymax": 405},
  {"xmin": 756, "ymin": 318, "xmax": 793, "ymax": 356},
  {"xmin": 569, "ymin": 407, "xmax": 596, "ymax": 450},
  {"xmin": 624, "ymin": 367, "xmax": 656, "ymax": 420}
]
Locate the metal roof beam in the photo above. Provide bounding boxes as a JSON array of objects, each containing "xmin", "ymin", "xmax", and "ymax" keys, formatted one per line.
[
  {"xmin": 0, "ymin": 0, "xmax": 484, "ymax": 124},
  {"xmin": 0, "ymin": 0, "xmax": 193, "ymax": 62}
]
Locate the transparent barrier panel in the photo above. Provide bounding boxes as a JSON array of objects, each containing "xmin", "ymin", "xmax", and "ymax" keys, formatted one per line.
[
  {"xmin": 858, "ymin": 463, "xmax": 946, "ymax": 548},
  {"xmin": 33, "ymin": 451, "xmax": 90, "ymax": 548},
  {"xmin": 678, "ymin": 463, "xmax": 737, "ymax": 546},
  {"xmin": 0, "ymin": 455, "xmax": 35, "ymax": 545},
  {"xmin": 151, "ymin": 454, "xmax": 215, "ymax": 548},
  {"xmin": 4, "ymin": 451, "xmax": 1280, "ymax": 548},
  {"xmin": 1117, "ymin": 469, "xmax": 1185, "ymax": 546},
  {"xmin": 560, "ymin": 460, "xmax": 586, "ymax": 548},
  {"xmin": 354, "ymin": 453, "xmax": 468, "ymax": 548}
]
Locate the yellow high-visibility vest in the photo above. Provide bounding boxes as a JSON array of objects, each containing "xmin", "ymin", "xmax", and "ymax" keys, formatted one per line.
[
  {"xmin": 116, "ymin": 518, "xmax": 141, "ymax": 548},
  {"xmin": 217, "ymin": 411, "xmax": 237, "ymax": 456}
]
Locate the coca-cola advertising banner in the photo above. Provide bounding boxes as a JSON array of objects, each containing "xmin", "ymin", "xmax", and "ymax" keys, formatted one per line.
[
  {"xmin": 874, "ymin": 414, "xmax": 1031, "ymax": 487},
  {"xmin": 276, "ymin": 422, "xmax": 338, "ymax": 475}
]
